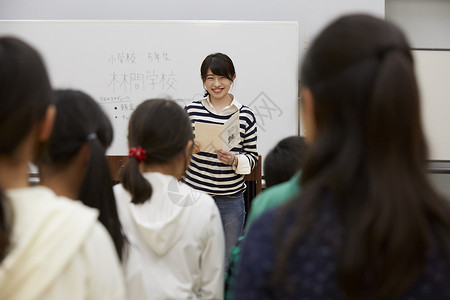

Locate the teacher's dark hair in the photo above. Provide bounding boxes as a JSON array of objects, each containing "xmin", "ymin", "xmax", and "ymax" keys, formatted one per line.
[
  {"xmin": 121, "ymin": 99, "xmax": 194, "ymax": 204},
  {"xmin": 272, "ymin": 14, "xmax": 450, "ymax": 299},
  {"xmin": 40, "ymin": 89, "xmax": 127, "ymax": 261},
  {"xmin": 0, "ymin": 37, "xmax": 53, "ymax": 261},
  {"xmin": 200, "ymin": 53, "xmax": 236, "ymax": 97}
]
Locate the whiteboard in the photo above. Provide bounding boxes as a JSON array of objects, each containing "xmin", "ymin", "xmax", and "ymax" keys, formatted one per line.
[
  {"xmin": 413, "ymin": 50, "xmax": 450, "ymax": 161},
  {"xmin": 0, "ymin": 20, "xmax": 298, "ymax": 159}
]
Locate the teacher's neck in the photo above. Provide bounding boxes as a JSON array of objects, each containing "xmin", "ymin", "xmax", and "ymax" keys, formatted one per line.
[{"xmin": 210, "ymin": 94, "xmax": 233, "ymax": 112}]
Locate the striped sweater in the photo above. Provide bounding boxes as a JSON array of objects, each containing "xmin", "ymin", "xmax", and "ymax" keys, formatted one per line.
[{"xmin": 183, "ymin": 99, "xmax": 258, "ymax": 196}]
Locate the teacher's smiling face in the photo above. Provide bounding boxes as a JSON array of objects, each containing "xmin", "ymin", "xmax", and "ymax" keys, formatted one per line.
[{"xmin": 203, "ymin": 68, "xmax": 235, "ymax": 102}]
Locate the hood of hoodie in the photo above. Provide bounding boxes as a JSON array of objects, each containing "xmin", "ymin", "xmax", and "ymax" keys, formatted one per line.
[
  {"xmin": 128, "ymin": 173, "xmax": 194, "ymax": 256},
  {"xmin": 0, "ymin": 186, "xmax": 99, "ymax": 300}
]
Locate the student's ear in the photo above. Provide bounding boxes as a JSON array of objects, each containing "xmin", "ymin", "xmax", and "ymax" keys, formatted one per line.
[
  {"xmin": 38, "ymin": 105, "xmax": 56, "ymax": 142},
  {"xmin": 301, "ymin": 87, "xmax": 316, "ymax": 144},
  {"xmin": 232, "ymin": 74, "xmax": 236, "ymax": 81},
  {"xmin": 185, "ymin": 140, "xmax": 194, "ymax": 158},
  {"xmin": 79, "ymin": 142, "xmax": 90, "ymax": 166}
]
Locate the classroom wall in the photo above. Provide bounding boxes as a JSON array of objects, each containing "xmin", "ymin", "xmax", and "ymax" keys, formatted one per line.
[
  {"xmin": 386, "ymin": 0, "xmax": 450, "ymax": 201},
  {"xmin": 386, "ymin": 0, "xmax": 450, "ymax": 49},
  {"xmin": 0, "ymin": 0, "xmax": 384, "ymax": 72},
  {"xmin": 428, "ymin": 161, "xmax": 450, "ymax": 200}
]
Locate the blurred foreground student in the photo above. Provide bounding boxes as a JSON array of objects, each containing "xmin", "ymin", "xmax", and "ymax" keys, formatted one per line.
[
  {"xmin": 0, "ymin": 37, "xmax": 125, "ymax": 299},
  {"xmin": 225, "ymin": 135, "xmax": 306, "ymax": 299},
  {"xmin": 39, "ymin": 89, "xmax": 127, "ymax": 261},
  {"xmin": 114, "ymin": 99, "xmax": 225, "ymax": 299},
  {"xmin": 234, "ymin": 14, "xmax": 450, "ymax": 299}
]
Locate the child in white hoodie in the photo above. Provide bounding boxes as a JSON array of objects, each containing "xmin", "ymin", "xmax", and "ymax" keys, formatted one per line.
[
  {"xmin": 114, "ymin": 98, "xmax": 225, "ymax": 299},
  {"xmin": 0, "ymin": 37, "xmax": 126, "ymax": 300}
]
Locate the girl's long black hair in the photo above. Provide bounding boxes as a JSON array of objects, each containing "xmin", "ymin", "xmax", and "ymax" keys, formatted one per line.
[
  {"xmin": 40, "ymin": 89, "xmax": 127, "ymax": 261},
  {"xmin": 121, "ymin": 99, "xmax": 193, "ymax": 204},
  {"xmin": 271, "ymin": 14, "xmax": 450, "ymax": 299},
  {"xmin": 0, "ymin": 37, "xmax": 54, "ymax": 261}
]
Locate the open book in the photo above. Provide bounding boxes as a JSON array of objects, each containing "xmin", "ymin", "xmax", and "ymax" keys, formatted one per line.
[{"xmin": 194, "ymin": 112, "xmax": 240, "ymax": 153}]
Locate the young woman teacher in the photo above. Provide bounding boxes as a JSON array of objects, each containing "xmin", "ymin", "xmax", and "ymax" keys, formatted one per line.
[{"xmin": 183, "ymin": 53, "xmax": 258, "ymax": 266}]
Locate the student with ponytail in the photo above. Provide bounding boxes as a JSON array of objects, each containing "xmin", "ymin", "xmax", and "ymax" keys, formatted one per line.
[
  {"xmin": 0, "ymin": 37, "xmax": 125, "ymax": 299},
  {"xmin": 114, "ymin": 98, "xmax": 225, "ymax": 299},
  {"xmin": 233, "ymin": 14, "xmax": 450, "ymax": 299},
  {"xmin": 39, "ymin": 89, "xmax": 127, "ymax": 262}
]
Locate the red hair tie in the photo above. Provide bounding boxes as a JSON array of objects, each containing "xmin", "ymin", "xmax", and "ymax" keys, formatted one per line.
[{"xmin": 129, "ymin": 147, "xmax": 147, "ymax": 163}]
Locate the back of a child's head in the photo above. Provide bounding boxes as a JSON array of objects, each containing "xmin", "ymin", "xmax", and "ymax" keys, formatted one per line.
[
  {"xmin": 0, "ymin": 36, "xmax": 53, "ymax": 261},
  {"xmin": 0, "ymin": 37, "xmax": 53, "ymax": 157},
  {"xmin": 41, "ymin": 89, "xmax": 113, "ymax": 166},
  {"xmin": 40, "ymin": 89, "xmax": 126, "ymax": 260},
  {"xmin": 41, "ymin": 90, "xmax": 114, "ymax": 203},
  {"xmin": 272, "ymin": 14, "xmax": 450, "ymax": 298},
  {"xmin": 301, "ymin": 14, "xmax": 424, "ymax": 170},
  {"xmin": 121, "ymin": 98, "xmax": 193, "ymax": 204},
  {"xmin": 263, "ymin": 136, "xmax": 306, "ymax": 188}
]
